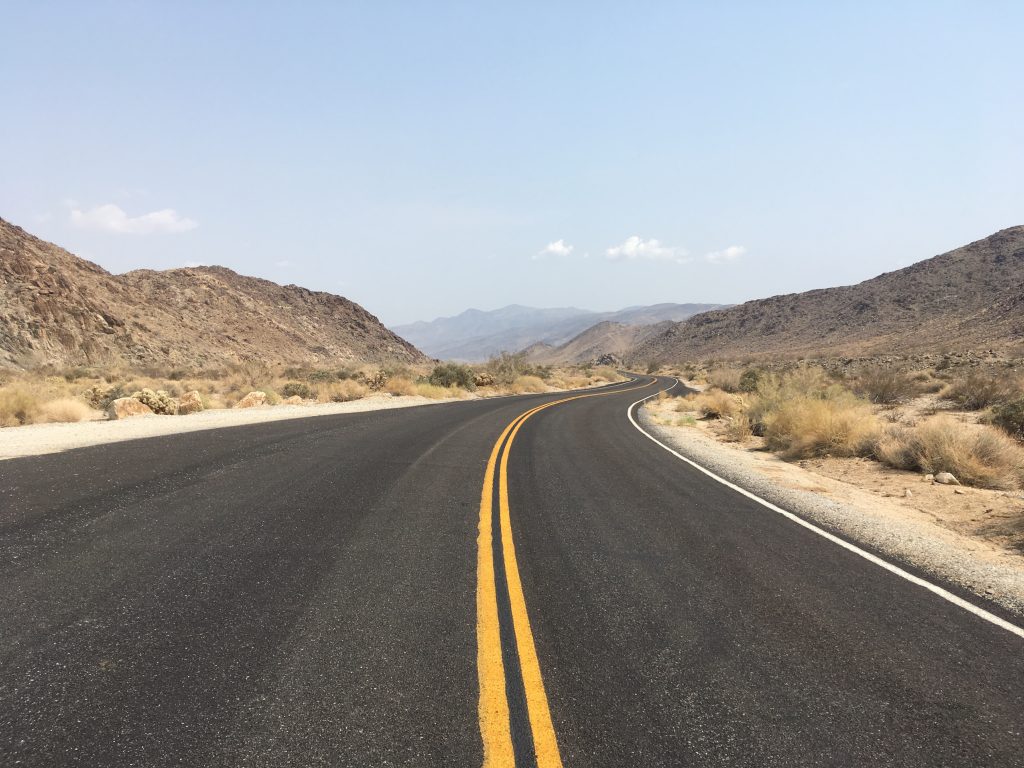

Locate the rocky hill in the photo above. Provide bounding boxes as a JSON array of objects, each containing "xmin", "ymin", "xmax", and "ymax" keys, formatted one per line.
[
  {"xmin": 524, "ymin": 321, "xmax": 672, "ymax": 365},
  {"xmin": 633, "ymin": 226, "xmax": 1024, "ymax": 364},
  {"xmin": 0, "ymin": 217, "xmax": 426, "ymax": 370},
  {"xmin": 394, "ymin": 302, "xmax": 721, "ymax": 361}
]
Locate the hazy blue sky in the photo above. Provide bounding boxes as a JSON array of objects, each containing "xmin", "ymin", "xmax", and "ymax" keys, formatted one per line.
[{"xmin": 2, "ymin": 2, "xmax": 1021, "ymax": 325}]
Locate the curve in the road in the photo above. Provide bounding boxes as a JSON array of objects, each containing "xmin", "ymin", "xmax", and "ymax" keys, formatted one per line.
[
  {"xmin": 626, "ymin": 384, "xmax": 1024, "ymax": 641},
  {"xmin": 477, "ymin": 377, "xmax": 657, "ymax": 768}
]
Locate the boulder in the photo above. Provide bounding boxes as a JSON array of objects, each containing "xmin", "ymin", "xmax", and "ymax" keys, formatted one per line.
[
  {"xmin": 282, "ymin": 395, "xmax": 304, "ymax": 405},
  {"xmin": 934, "ymin": 471, "xmax": 961, "ymax": 485},
  {"xmin": 235, "ymin": 391, "xmax": 268, "ymax": 409},
  {"xmin": 178, "ymin": 390, "xmax": 205, "ymax": 415},
  {"xmin": 107, "ymin": 397, "xmax": 155, "ymax": 420}
]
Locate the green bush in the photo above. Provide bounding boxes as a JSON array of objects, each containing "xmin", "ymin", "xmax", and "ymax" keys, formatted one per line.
[
  {"xmin": 992, "ymin": 398, "xmax": 1024, "ymax": 441},
  {"xmin": 428, "ymin": 363, "xmax": 476, "ymax": 390},
  {"xmin": 281, "ymin": 381, "xmax": 314, "ymax": 399},
  {"xmin": 487, "ymin": 352, "xmax": 530, "ymax": 386},
  {"xmin": 738, "ymin": 369, "xmax": 762, "ymax": 393},
  {"xmin": 942, "ymin": 373, "xmax": 1019, "ymax": 410}
]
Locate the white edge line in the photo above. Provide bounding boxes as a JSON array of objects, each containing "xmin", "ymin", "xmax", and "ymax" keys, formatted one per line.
[{"xmin": 628, "ymin": 378, "xmax": 1024, "ymax": 641}]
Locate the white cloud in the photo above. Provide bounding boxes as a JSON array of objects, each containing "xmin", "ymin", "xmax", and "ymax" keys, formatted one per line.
[
  {"xmin": 704, "ymin": 245, "xmax": 746, "ymax": 264},
  {"xmin": 605, "ymin": 235, "xmax": 689, "ymax": 264},
  {"xmin": 534, "ymin": 239, "xmax": 574, "ymax": 259},
  {"xmin": 70, "ymin": 203, "xmax": 198, "ymax": 234}
]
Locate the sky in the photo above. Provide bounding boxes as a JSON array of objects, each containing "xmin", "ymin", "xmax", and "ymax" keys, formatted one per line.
[{"xmin": 2, "ymin": 1, "xmax": 1022, "ymax": 326}]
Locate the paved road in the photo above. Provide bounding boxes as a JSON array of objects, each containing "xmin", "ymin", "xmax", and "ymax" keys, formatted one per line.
[{"xmin": 1, "ymin": 376, "xmax": 1021, "ymax": 767}]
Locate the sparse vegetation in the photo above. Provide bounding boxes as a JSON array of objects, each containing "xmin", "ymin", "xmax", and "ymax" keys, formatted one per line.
[
  {"xmin": 991, "ymin": 398, "xmax": 1024, "ymax": 442},
  {"xmin": 427, "ymin": 363, "xmax": 477, "ymax": 390},
  {"xmin": 854, "ymin": 366, "xmax": 919, "ymax": 405},
  {"xmin": 281, "ymin": 381, "xmax": 314, "ymax": 400},
  {"xmin": 942, "ymin": 373, "xmax": 1021, "ymax": 410},
  {"xmin": 876, "ymin": 416, "xmax": 1024, "ymax": 490},
  {"xmin": 39, "ymin": 398, "xmax": 98, "ymax": 423}
]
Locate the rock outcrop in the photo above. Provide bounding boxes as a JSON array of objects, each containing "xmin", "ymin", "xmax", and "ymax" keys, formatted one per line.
[{"xmin": 0, "ymin": 217, "xmax": 427, "ymax": 370}]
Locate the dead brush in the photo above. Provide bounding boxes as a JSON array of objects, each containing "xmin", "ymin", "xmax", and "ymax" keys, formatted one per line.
[
  {"xmin": 682, "ymin": 389, "xmax": 741, "ymax": 419},
  {"xmin": 876, "ymin": 415, "xmax": 1024, "ymax": 490},
  {"xmin": 941, "ymin": 373, "xmax": 1022, "ymax": 410}
]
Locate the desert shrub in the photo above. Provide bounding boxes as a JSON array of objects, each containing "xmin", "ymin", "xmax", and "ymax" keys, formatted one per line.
[
  {"xmin": 738, "ymin": 369, "xmax": 762, "ymax": 393},
  {"xmin": 131, "ymin": 388, "xmax": 178, "ymax": 415},
  {"xmin": 302, "ymin": 369, "xmax": 336, "ymax": 382},
  {"xmin": 723, "ymin": 414, "xmax": 753, "ymax": 442},
  {"xmin": 428, "ymin": 363, "xmax": 476, "ymax": 390},
  {"xmin": 685, "ymin": 389, "xmax": 740, "ymax": 419},
  {"xmin": 415, "ymin": 382, "xmax": 458, "ymax": 399},
  {"xmin": 942, "ymin": 373, "xmax": 1020, "ymax": 410},
  {"xmin": 365, "ymin": 370, "xmax": 389, "ymax": 391},
  {"xmin": 385, "ymin": 377, "xmax": 418, "ymax": 396},
  {"xmin": 280, "ymin": 382, "xmax": 314, "ymax": 400},
  {"xmin": 876, "ymin": 416, "xmax": 1024, "ymax": 490},
  {"xmin": 487, "ymin": 352, "xmax": 535, "ymax": 386},
  {"xmin": 646, "ymin": 361, "xmax": 660, "ymax": 375},
  {"xmin": 335, "ymin": 366, "xmax": 361, "ymax": 381},
  {"xmin": 473, "ymin": 371, "xmax": 496, "ymax": 387},
  {"xmin": 590, "ymin": 366, "xmax": 621, "ymax": 383},
  {"xmin": 707, "ymin": 368, "xmax": 742, "ymax": 393},
  {"xmin": 991, "ymin": 398, "xmax": 1024, "ymax": 442},
  {"xmin": 509, "ymin": 375, "xmax": 547, "ymax": 394},
  {"xmin": 232, "ymin": 359, "xmax": 274, "ymax": 388},
  {"xmin": 83, "ymin": 384, "xmax": 125, "ymax": 410},
  {"xmin": 61, "ymin": 366, "xmax": 92, "ymax": 382},
  {"xmin": 39, "ymin": 398, "xmax": 97, "ymax": 423},
  {"xmin": 317, "ymin": 380, "xmax": 368, "ymax": 403},
  {"xmin": 854, "ymin": 366, "xmax": 918, "ymax": 404},
  {"xmin": 0, "ymin": 385, "xmax": 43, "ymax": 426},
  {"xmin": 761, "ymin": 390, "xmax": 880, "ymax": 459}
]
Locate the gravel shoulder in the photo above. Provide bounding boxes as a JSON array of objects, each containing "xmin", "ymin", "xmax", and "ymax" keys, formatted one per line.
[
  {"xmin": 639, "ymin": 401, "xmax": 1024, "ymax": 618},
  {"xmin": 0, "ymin": 394, "xmax": 458, "ymax": 460}
]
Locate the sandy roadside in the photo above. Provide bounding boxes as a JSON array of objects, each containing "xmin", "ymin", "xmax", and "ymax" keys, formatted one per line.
[
  {"xmin": 0, "ymin": 378, "xmax": 629, "ymax": 461},
  {"xmin": 641, "ymin": 397, "xmax": 1024, "ymax": 618},
  {"xmin": 0, "ymin": 393, "xmax": 460, "ymax": 461}
]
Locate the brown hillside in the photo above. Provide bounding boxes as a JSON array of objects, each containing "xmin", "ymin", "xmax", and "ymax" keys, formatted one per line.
[
  {"xmin": 633, "ymin": 226, "xmax": 1024, "ymax": 363},
  {"xmin": 525, "ymin": 321, "xmax": 671, "ymax": 365},
  {"xmin": 0, "ymin": 217, "xmax": 426, "ymax": 370}
]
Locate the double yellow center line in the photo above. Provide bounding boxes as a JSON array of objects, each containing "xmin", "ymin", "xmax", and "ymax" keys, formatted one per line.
[{"xmin": 476, "ymin": 378, "xmax": 657, "ymax": 767}]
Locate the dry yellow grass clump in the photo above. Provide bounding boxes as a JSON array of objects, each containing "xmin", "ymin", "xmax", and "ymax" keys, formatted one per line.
[
  {"xmin": 385, "ymin": 377, "xmax": 418, "ymax": 396},
  {"xmin": 876, "ymin": 416, "xmax": 1024, "ymax": 490},
  {"xmin": 680, "ymin": 389, "xmax": 741, "ymax": 419},
  {"xmin": 316, "ymin": 380, "xmax": 369, "ymax": 403},
  {"xmin": 509, "ymin": 375, "xmax": 547, "ymax": 394},
  {"xmin": 0, "ymin": 385, "xmax": 43, "ymax": 426},
  {"xmin": 39, "ymin": 398, "xmax": 99, "ymax": 423},
  {"xmin": 762, "ymin": 393, "xmax": 880, "ymax": 459}
]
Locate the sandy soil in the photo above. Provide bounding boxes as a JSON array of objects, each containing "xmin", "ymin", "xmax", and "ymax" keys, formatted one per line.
[
  {"xmin": 0, "ymin": 394, "xmax": 459, "ymax": 461},
  {"xmin": 643, "ymin": 396, "xmax": 1024, "ymax": 615}
]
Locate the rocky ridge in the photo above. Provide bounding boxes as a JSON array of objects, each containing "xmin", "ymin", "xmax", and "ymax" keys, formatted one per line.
[{"xmin": 0, "ymin": 217, "xmax": 426, "ymax": 370}]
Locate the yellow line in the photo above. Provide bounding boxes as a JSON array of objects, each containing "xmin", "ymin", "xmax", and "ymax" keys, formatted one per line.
[{"xmin": 477, "ymin": 378, "xmax": 655, "ymax": 767}]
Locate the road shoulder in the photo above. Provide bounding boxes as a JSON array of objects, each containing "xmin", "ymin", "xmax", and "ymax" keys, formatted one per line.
[{"xmin": 639, "ymin": 402, "xmax": 1024, "ymax": 618}]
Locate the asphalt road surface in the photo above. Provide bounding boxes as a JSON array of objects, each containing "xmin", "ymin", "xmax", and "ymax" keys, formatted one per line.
[{"xmin": 1, "ymin": 376, "xmax": 1022, "ymax": 767}]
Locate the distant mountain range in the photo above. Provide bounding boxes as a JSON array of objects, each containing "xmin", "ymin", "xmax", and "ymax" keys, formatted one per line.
[
  {"xmin": 0, "ymin": 217, "xmax": 426, "ymax": 370},
  {"xmin": 392, "ymin": 303, "xmax": 723, "ymax": 362},
  {"xmin": 633, "ymin": 226, "xmax": 1024, "ymax": 364}
]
